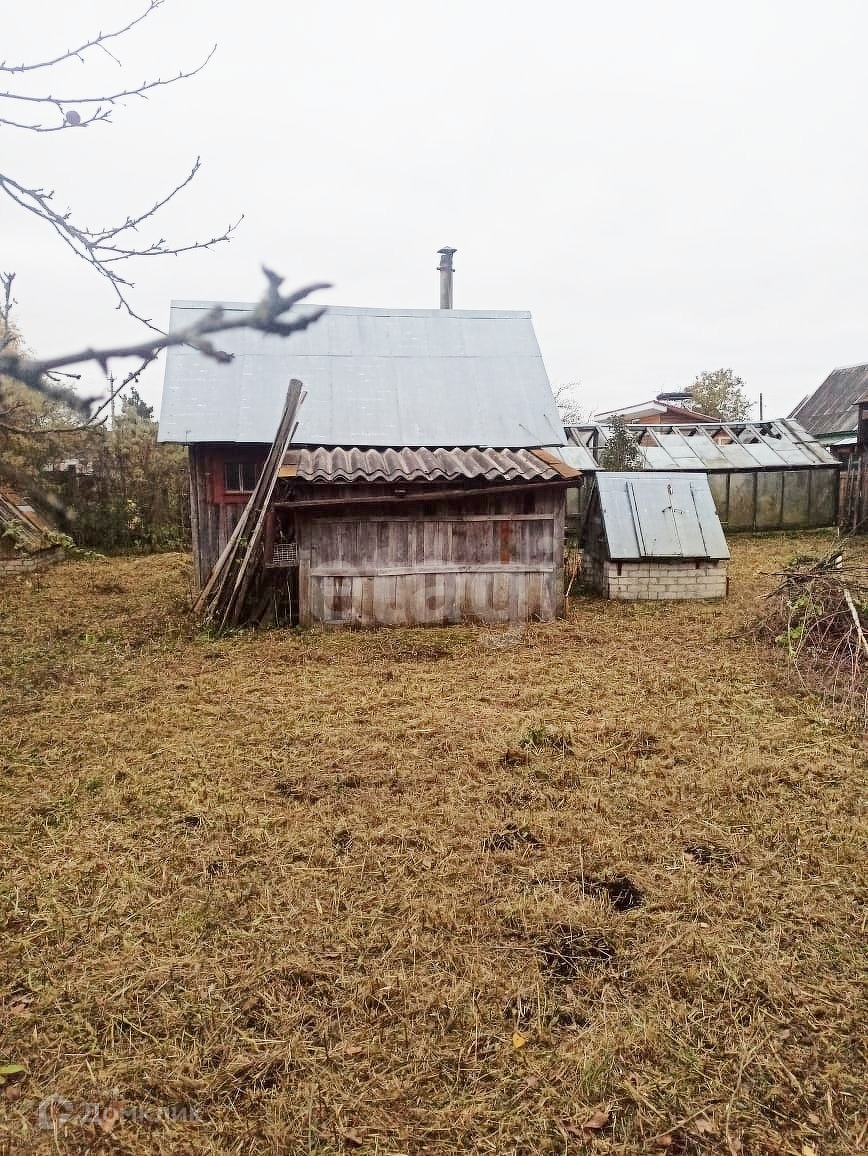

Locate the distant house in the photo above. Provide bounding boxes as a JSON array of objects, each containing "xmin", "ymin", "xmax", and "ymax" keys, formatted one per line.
[
  {"xmin": 789, "ymin": 364, "xmax": 868, "ymax": 458},
  {"xmin": 593, "ymin": 395, "xmax": 715, "ymax": 425},
  {"xmin": 157, "ymin": 300, "xmax": 578, "ymax": 626},
  {"xmin": 581, "ymin": 472, "xmax": 729, "ymax": 601}
]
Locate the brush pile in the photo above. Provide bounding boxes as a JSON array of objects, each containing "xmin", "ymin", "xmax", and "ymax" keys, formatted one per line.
[{"xmin": 756, "ymin": 546, "xmax": 868, "ymax": 724}]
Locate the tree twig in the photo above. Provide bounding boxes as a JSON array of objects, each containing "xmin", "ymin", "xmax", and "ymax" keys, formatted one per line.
[
  {"xmin": 843, "ymin": 587, "xmax": 868, "ymax": 661},
  {"xmin": 0, "ymin": 269, "xmax": 331, "ymax": 413}
]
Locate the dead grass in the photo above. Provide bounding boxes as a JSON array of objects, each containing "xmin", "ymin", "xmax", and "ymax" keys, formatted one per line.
[{"xmin": 0, "ymin": 534, "xmax": 865, "ymax": 1155}]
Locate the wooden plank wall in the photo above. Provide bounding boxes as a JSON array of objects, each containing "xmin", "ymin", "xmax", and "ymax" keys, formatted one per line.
[
  {"xmin": 298, "ymin": 487, "xmax": 565, "ymax": 627},
  {"xmin": 188, "ymin": 448, "xmax": 246, "ymax": 589}
]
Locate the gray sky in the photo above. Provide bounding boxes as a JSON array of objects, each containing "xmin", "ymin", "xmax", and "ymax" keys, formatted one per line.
[{"xmin": 5, "ymin": 0, "xmax": 868, "ymax": 422}]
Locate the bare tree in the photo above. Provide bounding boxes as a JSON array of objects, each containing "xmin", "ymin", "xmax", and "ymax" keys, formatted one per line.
[
  {"xmin": 554, "ymin": 383, "xmax": 587, "ymax": 427},
  {"xmin": 0, "ymin": 1, "xmax": 328, "ymax": 414},
  {"xmin": 0, "ymin": 1, "xmax": 237, "ymax": 333}
]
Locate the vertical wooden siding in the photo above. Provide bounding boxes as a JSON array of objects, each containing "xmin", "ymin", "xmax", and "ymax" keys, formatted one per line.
[
  {"xmin": 188, "ymin": 448, "xmax": 248, "ymax": 589},
  {"xmin": 298, "ymin": 488, "xmax": 565, "ymax": 627}
]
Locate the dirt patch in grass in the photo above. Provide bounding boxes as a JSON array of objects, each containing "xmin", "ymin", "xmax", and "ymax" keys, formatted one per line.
[{"xmin": 0, "ymin": 534, "xmax": 865, "ymax": 1154}]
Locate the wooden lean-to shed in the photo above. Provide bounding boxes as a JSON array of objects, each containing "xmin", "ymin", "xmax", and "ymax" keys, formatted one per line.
[
  {"xmin": 157, "ymin": 301, "xmax": 578, "ymax": 627},
  {"xmin": 581, "ymin": 472, "xmax": 730, "ymax": 601}
]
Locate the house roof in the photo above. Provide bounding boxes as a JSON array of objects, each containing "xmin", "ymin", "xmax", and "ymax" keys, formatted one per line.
[
  {"xmin": 563, "ymin": 419, "xmax": 838, "ymax": 471},
  {"xmin": 588, "ymin": 472, "xmax": 730, "ymax": 561},
  {"xmin": 157, "ymin": 302, "xmax": 565, "ymax": 449},
  {"xmin": 789, "ymin": 363, "xmax": 868, "ymax": 437},
  {"xmin": 278, "ymin": 446, "xmax": 579, "ymax": 485},
  {"xmin": 0, "ymin": 489, "xmax": 55, "ymax": 554},
  {"xmin": 593, "ymin": 399, "xmax": 715, "ymax": 423}
]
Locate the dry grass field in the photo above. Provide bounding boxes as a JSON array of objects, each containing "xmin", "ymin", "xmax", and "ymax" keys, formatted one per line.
[{"xmin": 0, "ymin": 532, "xmax": 865, "ymax": 1155}]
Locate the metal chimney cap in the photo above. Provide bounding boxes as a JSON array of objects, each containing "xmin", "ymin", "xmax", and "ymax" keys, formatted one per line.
[{"xmin": 437, "ymin": 246, "xmax": 457, "ymax": 256}]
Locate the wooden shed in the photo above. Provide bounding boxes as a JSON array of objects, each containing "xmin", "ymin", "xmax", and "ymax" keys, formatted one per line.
[
  {"xmin": 581, "ymin": 472, "xmax": 730, "ymax": 601},
  {"xmin": 158, "ymin": 301, "xmax": 577, "ymax": 627},
  {"xmin": 274, "ymin": 446, "xmax": 573, "ymax": 627}
]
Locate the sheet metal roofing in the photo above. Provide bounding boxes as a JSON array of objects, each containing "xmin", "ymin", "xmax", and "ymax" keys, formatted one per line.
[
  {"xmin": 592, "ymin": 472, "xmax": 730, "ymax": 561},
  {"xmin": 564, "ymin": 419, "xmax": 838, "ymax": 471},
  {"xmin": 279, "ymin": 446, "xmax": 580, "ymax": 484},
  {"xmin": 789, "ymin": 363, "xmax": 868, "ymax": 437},
  {"xmin": 158, "ymin": 302, "xmax": 565, "ymax": 449}
]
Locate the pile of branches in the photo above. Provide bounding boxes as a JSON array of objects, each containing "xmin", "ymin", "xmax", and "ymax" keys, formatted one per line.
[{"xmin": 756, "ymin": 547, "xmax": 868, "ymax": 725}]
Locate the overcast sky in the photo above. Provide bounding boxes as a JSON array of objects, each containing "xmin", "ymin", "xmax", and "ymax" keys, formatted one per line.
[{"xmin": 5, "ymin": 0, "xmax": 868, "ymax": 422}]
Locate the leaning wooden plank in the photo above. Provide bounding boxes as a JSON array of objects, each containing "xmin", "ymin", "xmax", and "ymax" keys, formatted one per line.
[
  {"xmin": 196, "ymin": 379, "xmax": 304, "ymax": 626},
  {"xmin": 193, "ymin": 506, "xmax": 251, "ymax": 614},
  {"xmin": 218, "ymin": 381, "xmax": 304, "ymax": 627},
  {"xmin": 221, "ymin": 382, "xmax": 304, "ymax": 626}
]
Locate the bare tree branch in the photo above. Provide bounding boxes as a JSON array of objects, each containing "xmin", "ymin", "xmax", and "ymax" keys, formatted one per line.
[
  {"xmin": 0, "ymin": 167, "xmax": 240, "ymax": 329},
  {"xmin": 0, "ymin": 270, "xmax": 332, "ymax": 414},
  {"xmin": 0, "ymin": 1, "xmax": 233, "ymax": 326},
  {"xmin": 1, "ymin": 1, "xmax": 164, "ymax": 76},
  {"xmin": 0, "ymin": 46, "xmax": 216, "ymax": 133}
]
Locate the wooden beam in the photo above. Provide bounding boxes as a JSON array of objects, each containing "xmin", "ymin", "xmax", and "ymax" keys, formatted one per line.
[
  {"xmin": 273, "ymin": 480, "xmax": 570, "ymax": 512},
  {"xmin": 310, "ymin": 564, "xmax": 556, "ymax": 578}
]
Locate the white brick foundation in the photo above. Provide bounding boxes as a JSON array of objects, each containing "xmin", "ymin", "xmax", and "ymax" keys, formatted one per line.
[{"xmin": 597, "ymin": 559, "xmax": 728, "ymax": 601}]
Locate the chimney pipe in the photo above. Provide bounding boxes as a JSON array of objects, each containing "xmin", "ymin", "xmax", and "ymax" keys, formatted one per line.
[{"xmin": 437, "ymin": 247, "xmax": 457, "ymax": 309}]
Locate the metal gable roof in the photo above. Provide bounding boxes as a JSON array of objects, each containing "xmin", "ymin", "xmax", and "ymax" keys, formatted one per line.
[
  {"xmin": 789, "ymin": 363, "xmax": 868, "ymax": 436},
  {"xmin": 592, "ymin": 472, "xmax": 730, "ymax": 561},
  {"xmin": 157, "ymin": 302, "xmax": 565, "ymax": 449}
]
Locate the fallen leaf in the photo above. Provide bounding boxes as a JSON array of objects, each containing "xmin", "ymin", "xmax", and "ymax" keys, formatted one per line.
[
  {"xmin": 652, "ymin": 1135, "xmax": 673, "ymax": 1149},
  {"xmin": 693, "ymin": 1116, "xmax": 716, "ymax": 1135},
  {"xmin": 99, "ymin": 1102, "xmax": 124, "ymax": 1133},
  {"xmin": 0, "ymin": 1064, "xmax": 25, "ymax": 1086},
  {"xmin": 341, "ymin": 1128, "xmax": 363, "ymax": 1147},
  {"xmin": 511, "ymin": 1032, "xmax": 528, "ymax": 1049},
  {"xmin": 582, "ymin": 1107, "xmax": 610, "ymax": 1134},
  {"xmin": 801, "ymin": 1144, "xmax": 817, "ymax": 1156},
  {"xmin": 807, "ymin": 1112, "xmax": 821, "ymax": 1126},
  {"xmin": 331, "ymin": 1041, "xmax": 364, "ymax": 1058}
]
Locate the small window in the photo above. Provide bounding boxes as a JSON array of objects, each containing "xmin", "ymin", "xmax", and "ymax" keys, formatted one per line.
[{"xmin": 224, "ymin": 461, "xmax": 260, "ymax": 493}]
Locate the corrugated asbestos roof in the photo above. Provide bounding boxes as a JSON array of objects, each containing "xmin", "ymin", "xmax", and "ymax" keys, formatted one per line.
[
  {"xmin": 789, "ymin": 364, "xmax": 868, "ymax": 437},
  {"xmin": 279, "ymin": 446, "xmax": 579, "ymax": 484},
  {"xmin": 591, "ymin": 472, "xmax": 730, "ymax": 561},
  {"xmin": 158, "ymin": 302, "xmax": 565, "ymax": 449},
  {"xmin": 564, "ymin": 419, "xmax": 838, "ymax": 470}
]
